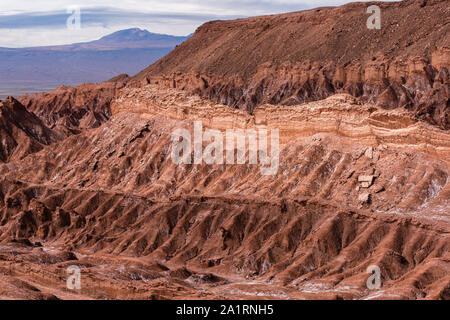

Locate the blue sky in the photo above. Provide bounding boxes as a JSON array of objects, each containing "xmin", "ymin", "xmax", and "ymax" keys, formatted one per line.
[{"xmin": 0, "ymin": 0, "xmax": 399, "ymax": 47}]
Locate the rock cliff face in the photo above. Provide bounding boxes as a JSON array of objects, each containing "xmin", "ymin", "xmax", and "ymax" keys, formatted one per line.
[{"xmin": 134, "ymin": 0, "xmax": 449, "ymax": 128}]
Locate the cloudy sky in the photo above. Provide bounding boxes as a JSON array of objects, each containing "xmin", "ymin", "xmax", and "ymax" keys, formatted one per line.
[{"xmin": 0, "ymin": 0, "xmax": 398, "ymax": 47}]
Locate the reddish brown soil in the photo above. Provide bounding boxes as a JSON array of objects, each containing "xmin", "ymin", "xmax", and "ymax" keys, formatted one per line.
[{"xmin": 0, "ymin": 0, "xmax": 449, "ymax": 300}]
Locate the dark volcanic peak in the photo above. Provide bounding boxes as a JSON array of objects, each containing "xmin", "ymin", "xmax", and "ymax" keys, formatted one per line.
[
  {"xmin": 99, "ymin": 28, "xmax": 155, "ymax": 41},
  {"xmin": 97, "ymin": 28, "xmax": 188, "ymax": 43},
  {"xmin": 81, "ymin": 28, "xmax": 190, "ymax": 50},
  {"xmin": 0, "ymin": 28, "xmax": 190, "ymax": 97},
  {"xmin": 20, "ymin": 28, "xmax": 190, "ymax": 51}
]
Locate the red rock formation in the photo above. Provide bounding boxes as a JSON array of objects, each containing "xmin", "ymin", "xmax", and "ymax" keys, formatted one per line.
[
  {"xmin": 0, "ymin": 86, "xmax": 449, "ymax": 299},
  {"xmin": 134, "ymin": 0, "xmax": 449, "ymax": 128},
  {"xmin": 0, "ymin": 96, "xmax": 61, "ymax": 162}
]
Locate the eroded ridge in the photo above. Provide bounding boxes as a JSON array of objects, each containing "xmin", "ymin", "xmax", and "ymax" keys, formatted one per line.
[{"xmin": 0, "ymin": 85, "xmax": 448, "ymax": 300}]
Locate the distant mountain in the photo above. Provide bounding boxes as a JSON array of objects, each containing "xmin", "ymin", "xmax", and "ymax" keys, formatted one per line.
[
  {"xmin": 20, "ymin": 28, "xmax": 191, "ymax": 51},
  {"xmin": 0, "ymin": 28, "xmax": 190, "ymax": 98},
  {"xmin": 92, "ymin": 28, "xmax": 191, "ymax": 48}
]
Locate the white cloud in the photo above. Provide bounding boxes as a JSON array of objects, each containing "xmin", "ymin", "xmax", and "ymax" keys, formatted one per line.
[{"xmin": 0, "ymin": 1, "xmax": 399, "ymax": 15}]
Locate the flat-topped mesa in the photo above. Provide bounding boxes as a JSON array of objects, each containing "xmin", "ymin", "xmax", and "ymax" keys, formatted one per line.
[{"xmin": 132, "ymin": 0, "xmax": 449, "ymax": 129}]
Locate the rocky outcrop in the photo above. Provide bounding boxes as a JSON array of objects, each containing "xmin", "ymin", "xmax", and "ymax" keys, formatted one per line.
[
  {"xmin": 0, "ymin": 96, "xmax": 62, "ymax": 162},
  {"xmin": 133, "ymin": 0, "xmax": 449, "ymax": 128},
  {"xmin": 0, "ymin": 78, "xmax": 127, "ymax": 163}
]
